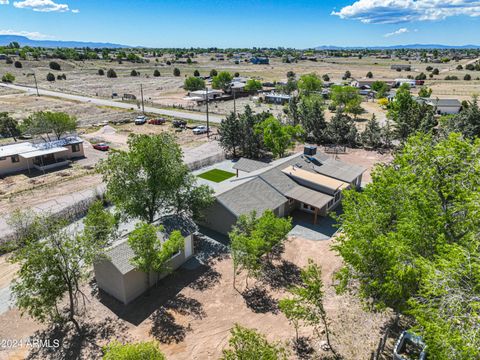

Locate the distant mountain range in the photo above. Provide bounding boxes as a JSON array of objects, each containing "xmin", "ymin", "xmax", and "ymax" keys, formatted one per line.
[
  {"xmin": 314, "ymin": 44, "xmax": 480, "ymax": 50},
  {"xmin": 0, "ymin": 35, "xmax": 130, "ymax": 48}
]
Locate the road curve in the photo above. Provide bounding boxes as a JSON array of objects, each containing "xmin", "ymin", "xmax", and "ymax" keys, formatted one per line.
[{"xmin": 0, "ymin": 83, "xmax": 224, "ymax": 123}]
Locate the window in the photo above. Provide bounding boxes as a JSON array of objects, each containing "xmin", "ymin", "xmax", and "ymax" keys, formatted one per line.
[
  {"xmin": 11, "ymin": 155, "xmax": 19, "ymax": 163},
  {"xmin": 71, "ymin": 143, "xmax": 80, "ymax": 153},
  {"xmin": 288, "ymin": 198, "xmax": 295, "ymax": 205},
  {"xmin": 335, "ymin": 191, "xmax": 341, "ymax": 202}
]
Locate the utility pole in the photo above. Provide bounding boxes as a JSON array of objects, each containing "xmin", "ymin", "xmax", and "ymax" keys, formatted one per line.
[
  {"xmin": 205, "ymin": 87, "xmax": 210, "ymax": 139},
  {"xmin": 233, "ymin": 87, "xmax": 236, "ymax": 114},
  {"xmin": 28, "ymin": 73, "xmax": 39, "ymax": 96},
  {"xmin": 140, "ymin": 84, "xmax": 145, "ymax": 114}
]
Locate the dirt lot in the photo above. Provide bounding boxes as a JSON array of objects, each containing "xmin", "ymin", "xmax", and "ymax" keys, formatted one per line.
[{"xmin": 0, "ymin": 236, "xmax": 394, "ymax": 360}]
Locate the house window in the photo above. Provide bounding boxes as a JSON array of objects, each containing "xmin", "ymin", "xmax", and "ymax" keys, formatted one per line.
[
  {"xmin": 288, "ymin": 198, "xmax": 295, "ymax": 205},
  {"xmin": 71, "ymin": 143, "xmax": 80, "ymax": 153},
  {"xmin": 11, "ymin": 155, "xmax": 19, "ymax": 163}
]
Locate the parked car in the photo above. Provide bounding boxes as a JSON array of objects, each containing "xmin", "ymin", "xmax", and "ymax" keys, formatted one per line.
[
  {"xmin": 193, "ymin": 125, "xmax": 208, "ymax": 135},
  {"xmin": 394, "ymin": 331, "xmax": 427, "ymax": 360},
  {"xmin": 134, "ymin": 115, "xmax": 147, "ymax": 125},
  {"xmin": 93, "ymin": 143, "xmax": 109, "ymax": 151},
  {"xmin": 148, "ymin": 118, "xmax": 166, "ymax": 125},
  {"xmin": 172, "ymin": 119, "xmax": 187, "ymax": 128}
]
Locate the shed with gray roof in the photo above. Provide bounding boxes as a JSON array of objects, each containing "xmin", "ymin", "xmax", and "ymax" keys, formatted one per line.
[{"xmin": 93, "ymin": 215, "xmax": 196, "ymax": 304}]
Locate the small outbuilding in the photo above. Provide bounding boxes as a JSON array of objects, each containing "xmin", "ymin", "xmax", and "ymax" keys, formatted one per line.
[{"xmin": 93, "ymin": 215, "xmax": 196, "ymax": 304}]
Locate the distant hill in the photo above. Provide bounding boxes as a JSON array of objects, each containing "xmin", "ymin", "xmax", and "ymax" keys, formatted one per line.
[
  {"xmin": 0, "ymin": 35, "xmax": 131, "ymax": 48},
  {"xmin": 314, "ymin": 44, "xmax": 480, "ymax": 50}
]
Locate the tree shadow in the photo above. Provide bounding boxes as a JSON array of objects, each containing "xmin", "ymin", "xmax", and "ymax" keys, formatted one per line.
[
  {"xmin": 241, "ymin": 287, "xmax": 278, "ymax": 314},
  {"xmin": 164, "ymin": 294, "xmax": 206, "ymax": 320},
  {"xmin": 260, "ymin": 260, "xmax": 302, "ymax": 290},
  {"xmin": 293, "ymin": 336, "xmax": 316, "ymax": 360},
  {"xmin": 149, "ymin": 308, "xmax": 191, "ymax": 344},
  {"xmin": 187, "ymin": 267, "xmax": 221, "ymax": 291},
  {"xmin": 26, "ymin": 317, "xmax": 129, "ymax": 360}
]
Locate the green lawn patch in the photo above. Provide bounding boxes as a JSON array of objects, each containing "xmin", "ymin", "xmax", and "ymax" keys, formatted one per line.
[{"xmin": 197, "ymin": 169, "xmax": 236, "ymax": 183}]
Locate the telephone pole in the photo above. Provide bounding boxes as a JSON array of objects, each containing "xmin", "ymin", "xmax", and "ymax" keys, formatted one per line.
[
  {"xmin": 205, "ymin": 87, "xmax": 210, "ymax": 139},
  {"xmin": 27, "ymin": 72, "xmax": 39, "ymax": 97},
  {"xmin": 140, "ymin": 84, "xmax": 145, "ymax": 114}
]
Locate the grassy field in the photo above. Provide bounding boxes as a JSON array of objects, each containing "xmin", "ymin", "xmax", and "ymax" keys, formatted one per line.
[{"xmin": 197, "ymin": 168, "xmax": 235, "ymax": 182}]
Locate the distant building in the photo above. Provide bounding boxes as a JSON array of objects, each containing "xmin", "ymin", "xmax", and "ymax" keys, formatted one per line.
[
  {"xmin": 186, "ymin": 89, "xmax": 223, "ymax": 102},
  {"xmin": 250, "ymin": 57, "xmax": 269, "ymax": 65},
  {"xmin": 417, "ymin": 98, "xmax": 462, "ymax": 115},
  {"xmin": 264, "ymin": 93, "xmax": 291, "ymax": 105},
  {"xmin": 0, "ymin": 136, "xmax": 84, "ymax": 176}
]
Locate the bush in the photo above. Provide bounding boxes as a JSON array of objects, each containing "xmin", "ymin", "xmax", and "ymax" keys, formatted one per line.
[
  {"xmin": 173, "ymin": 68, "xmax": 181, "ymax": 76},
  {"xmin": 184, "ymin": 76, "xmax": 205, "ymax": 91},
  {"xmin": 457, "ymin": 65, "xmax": 463, "ymax": 70},
  {"xmin": 426, "ymin": 66, "xmax": 433, "ymax": 71},
  {"xmin": 56, "ymin": 74, "xmax": 66, "ymax": 80},
  {"xmin": 464, "ymin": 74, "xmax": 471, "ymax": 81},
  {"xmin": 234, "ymin": 72, "xmax": 239, "ymax": 77},
  {"xmin": 98, "ymin": 69, "xmax": 105, "ymax": 76},
  {"xmin": 166, "ymin": 60, "xmax": 171, "ymax": 65},
  {"xmin": 14, "ymin": 61, "xmax": 22, "ymax": 68},
  {"xmin": 153, "ymin": 69, "xmax": 160, "ymax": 77},
  {"xmin": 445, "ymin": 75, "xmax": 459, "ymax": 80},
  {"xmin": 49, "ymin": 61, "xmax": 61, "ymax": 71},
  {"xmin": 131, "ymin": 69, "xmax": 139, "ymax": 77},
  {"xmin": 210, "ymin": 69, "xmax": 217, "ymax": 77},
  {"xmin": 432, "ymin": 68, "xmax": 439, "ymax": 75},
  {"xmin": 322, "ymin": 74, "xmax": 330, "ymax": 82},
  {"xmin": 366, "ymin": 71, "xmax": 373, "ymax": 78},
  {"xmin": 1, "ymin": 73, "xmax": 15, "ymax": 83},
  {"xmin": 415, "ymin": 72, "xmax": 427, "ymax": 80},
  {"xmin": 103, "ymin": 341, "xmax": 166, "ymax": 360},
  {"xmin": 46, "ymin": 73, "xmax": 55, "ymax": 82},
  {"xmin": 193, "ymin": 69, "xmax": 200, "ymax": 77},
  {"xmin": 107, "ymin": 69, "xmax": 117, "ymax": 78}
]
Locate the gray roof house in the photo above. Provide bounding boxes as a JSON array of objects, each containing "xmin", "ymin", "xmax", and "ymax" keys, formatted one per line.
[
  {"xmin": 417, "ymin": 98, "xmax": 462, "ymax": 115},
  {"xmin": 201, "ymin": 146, "xmax": 366, "ymax": 235},
  {"xmin": 93, "ymin": 215, "xmax": 196, "ymax": 304}
]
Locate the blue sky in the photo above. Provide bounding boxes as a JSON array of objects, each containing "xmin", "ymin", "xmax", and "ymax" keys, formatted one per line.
[{"xmin": 0, "ymin": 0, "xmax": 479, "ymax": 47}]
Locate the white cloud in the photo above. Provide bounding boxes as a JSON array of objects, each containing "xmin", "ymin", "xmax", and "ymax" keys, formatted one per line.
[
  {"xmin": 332, "ymin": 0, "xmax": 480, "ymax": 24},
  {"xmin": 384, "ymin": 27, "xmax": 409, "ymax": 37},
  {"xmin": 13, "ymin": 0, "xmax": 69, "ymax": 12},
  {"xmin": 0, "ymin": 1, "xmax": 10, "ymax": 5},
  {"xmin": 71, "ymin": 8, "xmax": 79, "ymax": 13},
  {"xmin": 0, "ymin": 29, "xmax": 52, "ymax": 40}
]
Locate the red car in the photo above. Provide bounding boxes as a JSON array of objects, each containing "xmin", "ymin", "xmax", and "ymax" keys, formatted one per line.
[
  {"xmin": 148, "ymin": 118, "xmax": 166, "ymax": 125},
  {"xmin": 93, "ymin": 143, "xmax": 109, "ymax": 151}
]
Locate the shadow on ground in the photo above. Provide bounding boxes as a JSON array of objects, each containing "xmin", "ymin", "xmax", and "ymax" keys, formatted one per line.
[{"xmin": 241, "ymin": 286, "xmax": 278, "ymax": 314}]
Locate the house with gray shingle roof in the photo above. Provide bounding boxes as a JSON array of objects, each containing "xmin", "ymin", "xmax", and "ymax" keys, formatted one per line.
[
  {"xmin": 201, "ymin": 146, "xmax": 366, "ymax": 235},
  {"xmin": 93, "ymin": 215, "xmax": 196, "ymax": 304}
]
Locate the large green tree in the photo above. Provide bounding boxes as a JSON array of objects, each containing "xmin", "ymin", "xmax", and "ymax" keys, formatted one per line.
[
  {"xmin": 334, "ymin": 133, "xmax": 480, "ymax": 359},
  {"xmin": 99, "ymin": 134, "xmax": 213, "ymax": 223},
  {"xmin": 255, "ymin": 116, "xmax": 303, "ymax": 158},
  {"xmin": 330, "ymin": 86, "xmax": 362, "ymax": 117},
  {"xmin": 184, "ymin": 76, "xmax": 205, "ymax": 91},
  {"xmin": 297, "ymin": 73, "xmax": 323, "ymax": 95},
  {"xmin": 212, "ymin": 71, "xmax": 233, "ymax": 91},
  {"xmin": 0, "ymin": 112, "xmax": 21, "ymax": 142},
  {"xmin": 22, "ymin": 111, "xmax": 77, "ymax": 141},
  {"xmin": 297, "ymin": 94, "xmax": 327, "ymax": 144},
  {"xmin": 441, "ymin": 96, "xmax": 480, "ymax": 139},
  {"xmin": 219, "ymin": 112, "xmax": 242, "ymax": 157},
  {"xmin": 324, "ymin": 111, "xmax": 358, "ymax": 147}
]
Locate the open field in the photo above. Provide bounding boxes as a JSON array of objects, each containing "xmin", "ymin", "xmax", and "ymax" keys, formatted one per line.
[{"xmin": 0, "ymin": 236, "xmax": 395, "ymax": 360}]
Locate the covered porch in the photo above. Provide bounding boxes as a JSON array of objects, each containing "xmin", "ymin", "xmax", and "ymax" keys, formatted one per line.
[
  {"xmin": 285, "ymin": 185, "xmax": 333, "ymax": 225},
  {"xmin": 20, "ymin": 146, "xmax": 70, "ymax": 173}
]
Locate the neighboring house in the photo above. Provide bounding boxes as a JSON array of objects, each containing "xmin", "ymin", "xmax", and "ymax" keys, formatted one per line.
[
  {"xmin": 264, "ymin": 93, "xmax": 291, "ymax": 105},
  {"xmin": 93, "ymin": 215, "xmax": 196, "ymax": 305},
  {"xmin": 351, "ymin": 79, "xmax": 394, "ymax": 90},
  {"xmin": 0, "ymin": 136, "xmax": 84, "ymax": 176},
  {"xmin": 250, "ymin": 57, "xmax": 269, "ymax": 65},
  {"xmin": 417, "ymin": 98, "xmax": 462, "ymax": 115},
  {"xmin": 186, "ymin": 89, "xmax": 223, "ymax": 102},
  {"xmin": 202, "ymin": 146, "xmax": 366, "ymax": 235}
]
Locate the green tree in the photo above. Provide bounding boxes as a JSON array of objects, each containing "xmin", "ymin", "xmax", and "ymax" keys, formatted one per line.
[
  {"xmin": 99, "ymin": 133, "xmax": 213, "ymax": 223},
  {"xmin": 83, "ymin": 200, "xmax": 117, "ymax": 247},
  {"xmin": 128, "ymin": 222, "xmax": 184, "ymax": 292},
  {"xmin": 14, "ymin": 60, "xmax": 22, "ymax": 68},
  {"xmin": 107, "ymin": 69, "xmax": 117, "ymax": 78},
  {"xmin": 237, "ymin": 105, "xmax": 269, "ymax": 159},
  {"xmin": 330, "ymin": 85, "xmax": 362, "ymax": 117},
  {"xmin": 184, "ymin": 76, "xmax": 205, "ymax": 91},
  {"xmin": 324, "ymin": 111, "xmax": 358, "ymax": 147},
  {"xmin": 173, "ymin": 68, "xmax": 181, "ymax": 76},
  {"xmin": 219, "ymin": 112, "xmax": 242, "ymax": 157},
  {"xmin": 255, "ymin": 116, "xmax": 303, "ymax": 158},
  {"xmin": 334, "ymin": 133, "xmax": 480, "ymax": 319},
  {"xmin": 23, "ymin": 111, "xmax": 77, "ymax": 141},
  {"xmin": 297, "ymin": 94, "xmax": 327, "ymax": 144},
  {"xmin": 0, "ymin": 112, "xmax": 21, "ymax": 141},
  {"xmin": 131, "ymin": 69, "xmax": 139, "ymax": 77},
  {"xmin": 49, "ymin": 61, "xmax": 61, "ymax": 71},
  {"xmin": 98, "ymin": 69, "xmax": 105, "ymax": 76},
  {"xmin": 10, "ymin": 213, "xmax": 107, "ymax": 332},
  {"xmin": 46, "ymin": 72, "xmax": 55, "ymax": 82},
  {"xmin": 222, "ymin": 324, "xmax": 288, "ymax": 360},
  {"xmin": 153, "ymin": 69, "xmax": 161, "ymax": 77},
  {"xmin": 360, "ymin": 115, "xmax": 383, "ymax": 149},
  {"xmin": 441, "ymin": 96, "xmax": 480, "ymax": 139},
  {"xmin": 371, "ymin": 81, "xmax": 389, "ymax": 99},
  {"xmin": 464, "ymin": 73, "xmax": 472, "ymax": 81},
  {"xmin": 297, "ymin": 73, "xmax": 323, "ymax": 95},
  {"xmin": 210, "ymin": 69, "xmax": 218, "ymax": 77},
  {"xmin": 212, "ymin": 71, "xmax": 233, "ymax": 91},
  {"xmin": 2, "ymin": 72, "xmax": 15, "ymax": 83},
  {"xmin": 279, "ymin": 260, "xmax": 338, "ymax": 358},
  {"xmin": 418, "ymin": 87, "xmax": 432, "ymax": 98},
  {"xmin": 230, "ymin": 210, "xmax": 292, "ymax": 288},
  {"xmin": 244, "ymin": 79, "xmax": 262, "ymax": 92},
  {"xmin": 366, "ymin": 71, "xmax": 373, "ymax": 78},
  {"xmin": 322, "ymin": 74, "xmax": 330, "ymax": 82},
  {"xmin": 103, "ymin": 341, "xmax": 166, "ymax": 360},
  {"xmin": 193, "ymin": 69, "xmax": 200, "ymax": 77}
]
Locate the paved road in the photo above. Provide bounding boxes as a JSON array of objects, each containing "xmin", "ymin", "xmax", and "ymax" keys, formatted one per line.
[{"xmin": 0, "ymin": 83, "xmax": 224, "ymax": 123}]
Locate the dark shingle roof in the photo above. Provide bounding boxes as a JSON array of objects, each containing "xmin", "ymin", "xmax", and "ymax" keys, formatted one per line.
[
  {"xmin": 285, "ymin": 185, "xmax": 333, "ymax": 210},
  {"xmin": 217, "ymin": 177, "xmax": 287, "ymax": 217},
  {"xmin": 233, "ymin": 158, "xmax": 269, "ymax": 173}
]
